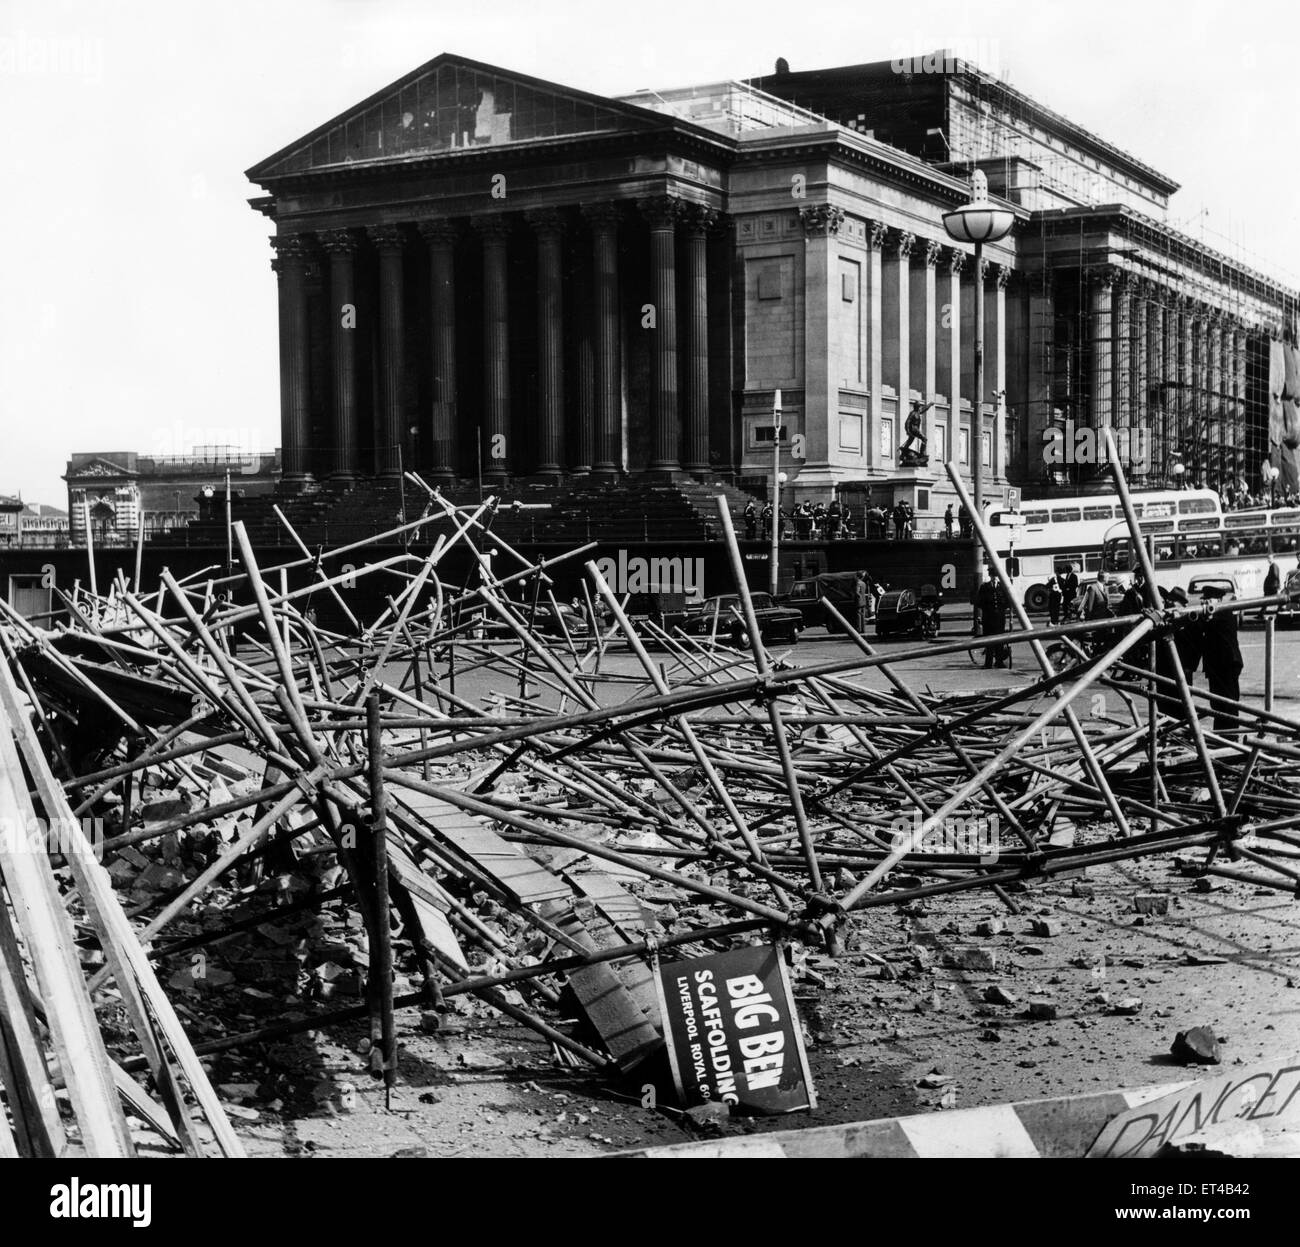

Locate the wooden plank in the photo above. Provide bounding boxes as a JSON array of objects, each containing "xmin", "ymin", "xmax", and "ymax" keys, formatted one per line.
[
  {"xmin": 387, "ymin": 784, "xmax": 571, "ymax": 905},
  {"xmin": 541, "ymin": 901, "xmax": 662, "ymax": 1070},
  {"xmin": 386, "ymin": 840, "xmax": 468, "ymax": 973}
]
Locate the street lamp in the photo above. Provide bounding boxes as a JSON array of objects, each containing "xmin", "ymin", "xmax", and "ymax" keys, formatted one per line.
[
  {"xmin": 770, "ymin": 389, "xmax": 784, "ymax": 597},
  {"xmin": 943, "ymin": 169, "xmax": 1015, "ymax": 587}
]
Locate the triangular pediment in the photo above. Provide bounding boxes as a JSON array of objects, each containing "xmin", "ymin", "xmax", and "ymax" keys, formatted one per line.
[
  {"xmin": 65, "ymin": 457, "xmax": 138, "ymax": 480},
  {"xmin": 248, "ymin": 54, "xmax": 667, "ymax": 181}
]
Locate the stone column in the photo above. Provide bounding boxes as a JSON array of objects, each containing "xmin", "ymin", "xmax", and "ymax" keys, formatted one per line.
[
  {"xmin": 1149, "ymin": 286, "xmax": 1170, "ymax": 473},
  {"xmin": 1233, "ymin": 326, "xmax": 1247, "ymax": 478},
  {"xmin": 640, "ymin": 195, "xmax": 683, "ymax": 472},
  {"xmin": 886, "ymin": 230, "xmax": 914, "ymax": 414},
  {"xmin": 682, "ymin": 204, "xmax": 717, "ymax": 473},
  {"xmin": 1113, "ymin": 272, "xmax": 1131, "ymax": 429},
  {"xmin": 798, "ymin": 205, "xmax": 845, "ymax": 473},
  {"xmin": 272, "ymin": 235, "xmax": 313, "ymax": 483},
  {"xmin": 527, "ymin": 209, "xmax": 566, "ymax": 475},
  {"xmin": 911, "ymin": 239, "xmax": 939, "ymax": 406},
  {"xmin": 866, "ymin": 221, "xmax": 886, "ymax": 468},
  {"xmin": 992, "ymin": 263, "xmax": 1009, "ymax": 479},
  {"xmin": 418, "ymin": 220, "xmax": 459, "ymax": 480},
  {"xmin": 321, "ymin": 231, "xmax": 359, "ymax": 481},
  {"xmin": 583, "ymin": 203, "xmax": 621, "ymax": 475},
  {"xmin": 1089, "ymin": 267, "xmax": 1115, "ymax": 429},
  {"xmin": 1177, "ymin": 297, "xmax": 1194, "ymax": 474},
  {"xmin": 1132, "ymin": 279, "xmax": 1149, "ymax": 459},
  {"xmin": 475, "ymin": 215, "xmax": 512, "ymax": 480},
  {"xmin": 368, "ymin": 225, "xmax": 406, "ymax": 478},
  {"xmin": 571, "ymin": 243, "xmax": 595, "ymax": 476},
  {"xmin": 943, "ymin": 247, "xmax": 964, "ymax": 473}
]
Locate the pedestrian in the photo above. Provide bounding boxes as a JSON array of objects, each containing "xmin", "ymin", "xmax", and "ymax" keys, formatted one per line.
[
  {"xmin": 977, "ymin": 578, "xmax": 1008, "ymax": 668},
  {"xmin": 902, "ymin": 501, "xmax": 914, "ymax": 540},
  {"xmin": 1058, "ymin": 563, "xmax": 1080, "ymax": 620},
  {"xmin": 892, "ymin": 503, "xmax": 905, "ymax": 541},
  {"xmin": 828, "ymin": 496, "xmax": 842, "ymax": 540},
  {"xmin": 761, "ymin": 501, "xmax": 773, "ymax": 540},
  {"xmin": 1264, "ymin": 557, "xmax": 1280, "ymax": 617},
  {"xmin": 1047, "ymin": 575, "xmax": 1062, "ymax": 626},
  {"xmin": 743, "ymin": 499, "xmax": 758, "ymax": 541},
  {"xmin": 1199, "ymin": 583, "xmax": 1243, "ymax": 733},
  {"xmin": 943, "ymin": 503, "xmax": 954, "ymax": 539},
  {"xmin": 957, "ymin": 502, "xmax": 970, "ymax": 538},
  {"xmin": 1079, "ymin": 572, "xmax": 1113, "ymax": 621},
  {"xmin": 1155, "ymin": 586, "xmax": 1200, "ymax": 719},
  {"xmin": 854, "ymin": 571, "xmax": 869, "ymax": 634}
]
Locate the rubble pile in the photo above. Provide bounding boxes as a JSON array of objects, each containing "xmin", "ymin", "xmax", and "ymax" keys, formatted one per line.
[{"xmin": 1, "ymin": 459, "xmax": 1298, "ymax": 1156}]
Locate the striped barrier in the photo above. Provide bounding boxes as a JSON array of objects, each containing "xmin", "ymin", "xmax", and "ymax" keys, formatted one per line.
[{"xmin": 618, "ymin": 1081, "xmax": 1191, "ymax": 1158}]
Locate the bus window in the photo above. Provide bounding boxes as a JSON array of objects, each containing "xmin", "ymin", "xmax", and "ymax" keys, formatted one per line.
[
  {"xmin": 1180, "ymin": 536, "xmax": 1221, "ymax": 560},
  {"xmin": 1054, "ymin": 554, "xmax": 1082, "ymax": 576},
  {"xmin": 1272, "ymin": 530, "xmax": 1299, "ymax": 554},
  {"xmin": 1054, "ymin": 508, "xmax": 1081, "ymax": 523},
  {"xmin": 1083, "ymin": 553, "xmax": 1102, "ymax": 571},
  {"xmin": 1022, "ymin": 509, "xmax": 1049, "ymax": 525},
  {"xmin": 1271, "ymin": 511, "xmax": 1300, "ymax": 526},
  {"xmin": 1083, "ymin": 505, "xmax": 1113, "ymax": 521},
  {"xmin": 1242, "ymin": 533, "xmax": 1269, "ymax": 555},
  {"xmin": 1179, "ymin": 497, "xmax": 1217, "ymax": 515},
  {"xmin": 1225, "ymin": 513, "xmax": 1258, "ymax": 529},
  {"xmin": 1106, "ymin": 542, "xmax": 1132, "ymax": 572},
  {"xmin": 1154, "ymin": 541, "xmax": 1176, "ymax": 562},
  {"xmin": 1180, "ymin": 518, "xmax": 1219, "ymax": 531}
]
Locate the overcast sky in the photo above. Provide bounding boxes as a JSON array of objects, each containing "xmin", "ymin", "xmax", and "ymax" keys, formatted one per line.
[{"xmin": 2, "ymin": 0, "xmax": 1296, "ymax": 507}]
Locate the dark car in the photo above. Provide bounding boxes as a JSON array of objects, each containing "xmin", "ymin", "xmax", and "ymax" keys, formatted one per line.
[
  {"xmin": 626, "ymin": 591, "xmax": 691, "ymax": 636},
  {"xmin": 786, "ymin": 571, "xmax": 871, "ymax": 634},
  {"xmin": 525, "ymin": 603, "xmax": 591, "ymax": 638},
  {"xmin": 684, "ymin": 593, "xmax": 802, "ymax": 644}
]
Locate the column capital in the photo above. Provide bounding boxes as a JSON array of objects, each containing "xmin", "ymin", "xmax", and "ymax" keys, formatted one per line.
[
  {"xmin": 471, "ymin": 214, "xmax": 513, "ymax": 241},
  {"xmin": 581, "ymin": 201, "xmax": 624, "ymax": 231},
  {"xmin": 270, "ymin": 233, "xmax": 313, "ymax": 271},
  {"xmin": 800, "ymin": 204, "xmax": 847, "ymax": 237},
  {"xmin": 418, "ymin": 219, "xmax": 460, "ymax": 247},
  {"xmin": 921, "ymin": 238, "xmax": 943, "ymax": 267},
  {"xmin": 319, "ymin": 228, "xmax": 360, "ymax": 256},
  {"xmin": 888, "ymin": 228, "xmax": 916, "ymax": 258},
  {"xmin": 680, "ymin": 203, "xmax": 721, "ymax": 235},
  {"xmin": 639, "ymin": 194, "xmax": 684, "ymax": 231},
  {"xmin": 524, "ymin": 207, "xmax": 567, "ymax": 236},
  {"xmin": 942, "ymin": 245, "xmax": 966, "ymax": 274},
  {"xmin": 367, "ymin": 224, "xmax": 406, "ymax": 252},
  {"xmin": 994, "ymin": 263, "xmax": 1012, "ymax": 290}
]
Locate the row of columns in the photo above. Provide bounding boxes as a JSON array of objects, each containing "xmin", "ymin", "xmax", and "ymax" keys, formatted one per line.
[
  {"xmin": 870, "ymin": 216, "xmax": 1010, "ymax": 478},
  {"xmin": 272, "ymin": 197, "xmax": 721, "ymax": 484},
  {"xmin": 1087, "ymin": 267, "xmax": 1250, "ymax": 478}
]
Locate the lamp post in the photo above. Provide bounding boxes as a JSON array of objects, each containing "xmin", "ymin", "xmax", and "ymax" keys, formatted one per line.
[
  {"xmin": 943, "ymin": 169, "xmax": 1015, "ymax": 588},
  {"xmin": 769, "ymin": 389, "xmax": 783, "ymax": 597}
]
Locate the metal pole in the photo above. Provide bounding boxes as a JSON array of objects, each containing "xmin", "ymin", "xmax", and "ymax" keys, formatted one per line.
[
  {"xmin": 972, "ymin": 238, "xmax": 985, "ymax": 590},
  {"xmin": 82, "ymin": 497, "xmax": 97, "ymax": 600},
  {"xmin": 769, "ymin": 389, "xmax": 782, "ymax": 597},
  {"xmin": 366, "ymin": 691, "xmax": 397, "ymax": 1106},
  {"xmin": 224, "ymin": 469, "xmax": 232, "ymax": 575}
]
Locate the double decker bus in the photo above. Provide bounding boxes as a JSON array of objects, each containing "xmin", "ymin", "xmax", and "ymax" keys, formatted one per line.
[
  {"xmin": 1101, "ymin": 506, "xmax": 1300, "ymax": 603},
  {"xmin": 986, "ymin": 489, "xmax": 1222, "ymax": 612}
]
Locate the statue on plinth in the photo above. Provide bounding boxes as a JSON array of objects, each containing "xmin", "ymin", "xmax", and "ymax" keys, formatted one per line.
[{"xmin": 899, "ymin": 400, "xmax": 934, "ymax": 467}]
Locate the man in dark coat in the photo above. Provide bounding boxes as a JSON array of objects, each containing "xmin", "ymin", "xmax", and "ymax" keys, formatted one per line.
[
  {"xmin": 1058, "ymin": 563, "xmax": 1080, "ymax": 619},
  {"xmin": 743, "ymin": 499, "xmax": 758, "ymax": 541},
  {"xmin": 1199, "ymin": 584, "xmax": 1243, "ymax": 733},
  {"xmin": 977, "ymin": 578, "xmax": 1008, "ymax": 668},
  {"xmin": 1155, "ymin": 586, "xmax": 1201, "ymax": 720}
]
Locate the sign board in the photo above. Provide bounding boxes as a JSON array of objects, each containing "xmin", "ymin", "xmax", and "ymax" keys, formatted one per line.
[
  {"xmin": 1086, "ymin": 1061, "xmax": 1300, "ymax": 1158},
  {"xmin": 653, "ymin": 943, "xmax": 816, "ymax": 1116}
]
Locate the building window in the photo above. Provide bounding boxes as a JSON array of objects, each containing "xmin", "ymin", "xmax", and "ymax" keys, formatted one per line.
[
  {"xmin": 754, "ymin": 424, "xmax": 788, "ymax": 444},
  {"xmin": 933, "ymin": 424, "xmax": 947, "ymax": 464},
  {"xmin": 959, "ymin": 428, "xmax": 970, "ymax": 465},
  {"xmin": 839, "ymin": 414, "xmax": 863, "ymax": 453},
  {"xmin": 881, "ymin": 419, "xmax": 894, "ymax": 459}
]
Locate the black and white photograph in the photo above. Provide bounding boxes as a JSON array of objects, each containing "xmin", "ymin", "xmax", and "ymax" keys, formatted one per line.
[{"xmin": 1, "ymin": 0, "xmax": 1297, "ymax": 1208}]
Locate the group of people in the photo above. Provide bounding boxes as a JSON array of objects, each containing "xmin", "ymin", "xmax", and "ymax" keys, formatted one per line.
[
  {"xmin": 943, "ymin": 503, "xmax": 974, "ymax": 539},
  {"xmin": 742, "ymin": 498, "xmax": 856, "ymax": 542},
  {"xmin": 862, "ymin": 501, "xmax": 915, "ymax": 540}
]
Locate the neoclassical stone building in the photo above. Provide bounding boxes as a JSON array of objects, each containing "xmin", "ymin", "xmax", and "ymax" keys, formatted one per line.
[{"xmin": 246, "ymin": 52, "xmax": 1297, "ymax": 516}]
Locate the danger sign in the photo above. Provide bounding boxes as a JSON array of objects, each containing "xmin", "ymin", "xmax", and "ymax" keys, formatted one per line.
[{"xmin": 653, "ymin": 944, "xmax": 815, "ymax": 1116}]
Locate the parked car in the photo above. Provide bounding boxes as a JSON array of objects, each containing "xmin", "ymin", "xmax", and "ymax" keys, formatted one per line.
[
  {"xmin": 684, "ymin": 593, "xmax": 802, "ymax": 644},
  {"xmin": 625, "ymin": 591, "xmax": 692, "ymax": 637},
  {"xmin": 526, "ymin": 603, "xmax": 590, "ymax": 638},
  {"xmin": 786, "ymin": 571, "xmax": 871, "ymax": 634}
]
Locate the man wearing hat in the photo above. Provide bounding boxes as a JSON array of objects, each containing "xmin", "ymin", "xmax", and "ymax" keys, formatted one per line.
[
  {"xmin": 1199, "ymin": 583, "xmax": 1243, "ymax": 733},
  {"xmin": 1154, "ymin": 586, "xmax": 1200, "ymax": 719}
]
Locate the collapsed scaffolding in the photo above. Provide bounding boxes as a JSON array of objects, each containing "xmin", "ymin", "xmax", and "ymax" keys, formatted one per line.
[{"xmin": 2, "ymin": 440, "xmax": 1299, "ymax": 1155}]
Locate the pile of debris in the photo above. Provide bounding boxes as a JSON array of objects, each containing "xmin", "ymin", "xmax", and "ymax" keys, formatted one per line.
[{"xmin": 2, "ymin": 455, "xmax": 1298, "ymax": 1155}]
